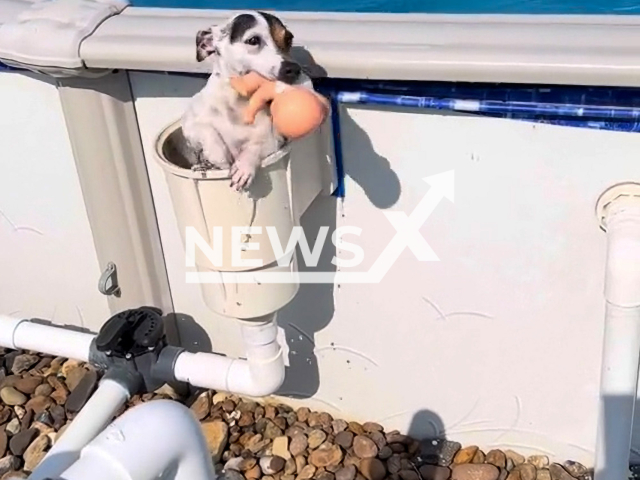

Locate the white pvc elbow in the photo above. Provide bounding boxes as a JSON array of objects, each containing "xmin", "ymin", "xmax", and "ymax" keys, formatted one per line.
[
  {"xmin": 173, "ymin": 315, "xmax": 285, "ymax": 397},
  {"xmin": 57, "ymin": 400, "xmax": 216, "ymax": 480}
]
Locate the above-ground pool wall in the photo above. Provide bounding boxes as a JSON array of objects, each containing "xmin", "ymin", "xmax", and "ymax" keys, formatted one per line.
[
  {"xmin": 0, "ymin": 70, "xmax": 111, "ymax": 331},
  {"xmin": 6, "ymin": 6, "xmax": 640, "ymax": 471},
  {"xmin": 131, "ymin": 70, "xmax": 640, "ymax": 466}
]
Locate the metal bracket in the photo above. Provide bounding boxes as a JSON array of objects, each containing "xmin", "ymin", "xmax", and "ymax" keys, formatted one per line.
[{"xmin": 98, "ymin": 262, "xmax": 121, "ymax": 297}]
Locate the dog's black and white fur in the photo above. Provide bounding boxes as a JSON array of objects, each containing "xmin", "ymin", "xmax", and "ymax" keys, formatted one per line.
[{"xmin": 181, "ymin": 11, "xmax": 314, "ymax": 190}]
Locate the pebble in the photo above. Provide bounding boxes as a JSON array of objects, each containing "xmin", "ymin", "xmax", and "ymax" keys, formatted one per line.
[
  {"xmin": 0, "ymin": 388, "xmax": 26, "ymax": 406},
  {"xmin": 33, "ymin": 384, "xmax": 52, "ymax": 397},
  {"xmin": 358, "ymin": 458, "xmax": 386, "ymax": 480},
  {"xmin": 399, "ymin": 469, "xmax": 420, "ymax": 480},
  {"xmin": 225, "ymin": 469, "xmax": 245, "ymax": 480},
  {"xmin": 562, "ymin": 461, "xmax": 588, "ymax": 478},
  {"xmin": 201, "ymin": 420, "xmax": 229, "ymax": 462},
  {"xmin": 284, "ymin": 457, "xmax": 297, "ymax": 475},
  {"xmin": 5, "ymin": 419, "xmax": 19, "ymax": 436},
  {"xmin": 9, "ymin": 429, "xmax": 37, "ymax": 456},
  {"xmin": 549, "ymin": 464, "xmax": 574, "ymax": 480},
  {"xmin": 290, "ymin": 434, "xmax": 308, "ymax": 457},
  {"xmin": 505, "ymin": 451, "xmax": 525, "ymax": 467},
  {"xmin": 13, "ymin": 377, "xmax": 41, "ymax": 395},
  {"xmin": 23, "ymin": 434, "xmax": 49, "ymax": 472},
  {"xmin": 486, "ymin": 450, "xmax": 507, "ymax": 469},
  {"xmin": 298, "ymin": 465, "xmax": 317, "ymax": 480},
  {"xmin": 309, "ymin": 443, "xmax": 343, "ymax": 467},
  {"xmin": 273, "ymin": 436, "xmax": 291, "ymax": 460},
  {"xmin": 336, "ymin": 465, "xmax": 357, "ymax": 480},
  {"xmin": 536, "ymin": 471, "xmax": 551, "ymax": 480},
  {"xmin": 2, "ymin": 471, "xmax": 26, "ymax": 480},
  {"xmin": 245, "ymin": 464, "xmax": 262, "ymax": 479},
  {"xmin": 308, "ymin": 430, "xmax": 327, "ymax": 449},
  {"xmin": 378, "ymin": 446, "xmax": 392, "ymax": 460},
  {"xmin": 25, "ymin": 396, "xmax": 52, "ymax": 415},
  {"xmin": 454, "ymin": 446, "xmax": 479, "ymax": 465},
  {"xmin": 353, "ymin": 436, "xmax": 378, "ymax": 459},
  {"xmin": 0, "ymin": 456, "xmax": 19, "ymax": 477},
  {"xmin": 260, "ymin": 456, "xmax": 286, "ymax": 475},
  {"xmin": 335, "ymin": 431, "xmax": 354, "ymax": 449},
  {"xmin": 348, "ymin": 422, "xmax": 365, "ymax": 436},
  {"xmin": 0, "ymin": 432, "xmax": 6, "ymax": 458},
  {"xmin": 11, "ymin": 355, "xmax": 38, "ymax": 375},
  {"xmin": 190, "ymin": 391, "xmax": 211, "ymax": 421},
  {"xmin": 295, "ymin": 454, "xmax": 307, "ymax": 473},
  {"xmin": 452, "ymin": 464, "xmax": 500, "ymax": 480},
  {"xmin": 527, "ymin": 456, "xmax": 549, "ymax": 470},
  {"xmin": 419, "ymin": 465, "xmax": 451, "ymax": 480},
  {"xmin": 473, "ymin": 450, "xmax": 486, "ymax": 464},
  {"xmin": 514, "ymin": 464, "xmax": 536, "ymax": 480},
  {"xmin": 0, "ymin": 408, "xmax": 10, "ymax": 425},
  {"xmin": 332, "ymin": 419, "xmax": 348, "ymax": 434},
  {"xmin": 65, "ymin": 370, "xmax": 97, "ymax": 414},
  {"xmin": 362, "ymin": 422, "xmax": 383, "ymax": 433}
]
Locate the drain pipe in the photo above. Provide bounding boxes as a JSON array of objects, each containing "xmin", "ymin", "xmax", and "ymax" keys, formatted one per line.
[
  {"xmin": 594, "ymin": 183, "xmax": 640, "ymax": 480},
  {"xmin": 54, "ymin": 400, "xmax": 216, "ymax": 480},
  {"xmin": 28, "ymin": 370, "xmax": 136, "ymax": 480}
]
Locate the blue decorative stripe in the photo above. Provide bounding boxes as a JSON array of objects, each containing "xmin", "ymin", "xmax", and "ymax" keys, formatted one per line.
[{"xmin": 335, "ymin": 90, "xmax": 640, "ymax": 121}]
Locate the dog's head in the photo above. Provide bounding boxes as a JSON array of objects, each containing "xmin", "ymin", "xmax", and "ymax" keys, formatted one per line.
[{"xmin": 196, "ymin": 11, "xmax": 301, "ymax": 84}]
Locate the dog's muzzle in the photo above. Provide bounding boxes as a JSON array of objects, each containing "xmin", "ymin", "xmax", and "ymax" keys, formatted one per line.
[{"xmin": 277, "ymin": 60, "xmax": 302, "ymax": 84}]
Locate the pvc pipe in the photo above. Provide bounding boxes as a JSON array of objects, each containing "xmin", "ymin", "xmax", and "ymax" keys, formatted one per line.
[
  {"xmin": 0, "ymin": 315, "xmax": 94, "ymax": 362},
  {"xmin": 594, "ymin": 196, "xmax": 640, "ymax": 480},
  {"xmin": 173, "ymin": 315, "xmax": 285, "ymax": 397},
  {"xmin": 57, "ymin": 400, "xmax": 216, "ymax": 480},
  {"xmin": 29, "ymin": 378, "xmax": 131, "ymax": 480}
]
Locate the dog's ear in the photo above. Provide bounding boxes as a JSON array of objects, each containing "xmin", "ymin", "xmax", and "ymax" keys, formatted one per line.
[
  {"xmin": 258, "ymin": 11, "xmax": 294, "ymax": 53},
  {"xmin": 196, "ymin": 27, "xmax": 215, "ymax": 62},
  {"xmin": 196, "ymin": 24, "xmax": 230, "ymax": 62}
]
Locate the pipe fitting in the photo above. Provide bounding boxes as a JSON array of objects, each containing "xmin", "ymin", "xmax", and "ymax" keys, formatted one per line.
[
  {"xmin": 595, "ymin": 182, "xmax": 640, "ymax": 232},
  {"xmin": 57, "ymin": 400, "xmax": 216, "ymax": 480}
]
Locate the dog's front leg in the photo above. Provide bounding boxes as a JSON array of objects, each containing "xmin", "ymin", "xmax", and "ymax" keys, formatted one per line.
[{"xmin": 230, "ymin": 143, "xmax": 263, "ymax": 191}]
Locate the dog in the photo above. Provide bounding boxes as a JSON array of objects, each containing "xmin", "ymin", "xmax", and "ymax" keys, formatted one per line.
[{"xmin": 180, "ymin": 10, "xmax": 314, "ymax": 191}]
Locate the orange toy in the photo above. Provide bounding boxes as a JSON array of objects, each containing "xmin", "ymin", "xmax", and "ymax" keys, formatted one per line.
[{"xmin": 229, "ymin": 71, "xmax": 329, "ymax": 139}]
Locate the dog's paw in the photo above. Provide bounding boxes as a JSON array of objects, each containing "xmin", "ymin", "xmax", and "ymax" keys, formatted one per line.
[{"xmin": 230, "ymin": 162, "xmax": 257, "ymax": 191}]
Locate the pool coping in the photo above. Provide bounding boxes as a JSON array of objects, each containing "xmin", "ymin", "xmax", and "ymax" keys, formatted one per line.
[{"xmin": 76, "ymin": 8, "xmax": 640, "ymax": 87}]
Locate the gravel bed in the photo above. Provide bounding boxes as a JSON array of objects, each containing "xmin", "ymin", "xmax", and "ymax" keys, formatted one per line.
[{"xmin": 0, "ymin": 349, "xmax": 598, "ymax": 480}]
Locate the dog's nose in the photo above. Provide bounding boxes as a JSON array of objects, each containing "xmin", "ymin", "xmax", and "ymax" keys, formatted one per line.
[{"xmin": 278, "ymin": 61, "xmax": 301, "ymax": 84}]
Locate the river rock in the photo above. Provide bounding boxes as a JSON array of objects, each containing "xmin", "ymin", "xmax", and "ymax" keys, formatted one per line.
[
  {"xmin": 536, "ymin": 471, "xmax": 551, "ymax": 480},
  {"xmin": 358, "ymin": 458, "xmax": 386, "ymax": 480},
  {"xmin": 298, "ymin": 465, "xmax": 316, "ymax": 480},
  {"xmin": 527, "ymin": 456, "xmax": 549, "ymax": 470},
  {"xmin": 33, "ymin": 384, "xmax": 52, "ymax": 397},
  {"xmin": 562, "ymin": 461, "xmax": 588, "ymax": 478},
  {"xmin": 486, "ymin": 450, "xmax": 507, "ymax": 469},
  {"xmin": 0, "ymin": 388, "xmax": 26, "ymax": 406},
  {"xmin": 13, "ymin": 376, "xmax": 41, "ymax": 395},
  {"xmin": 23, "ymin": 434, "xmax": 50, "ymax": 472},
  {"xmin": 505, "ymin": 451, "xmax": 525, "ymax": 467},
  {"xmin": 419, "ymin": 465, "xmax": 451, "ymax": 480},
  {"xmin": 335, "ymin": 431, "xmax": 354, "ymax": 449},
  {"xmin": 11, "ymin": 355, "xmax": 38, "ymax": 375},
  {"xmin": 353, "ymin": 436, "xmax": 378, "ymax": 459},
  {"xmin": 225, "ymin": 469, "xmax": 245, "ymax": 480},
  {"xmin": 549, "ymin": 464, "xmax": 574, "ymax": 480},
  {"xmin": 260, "ymin": 456, "xmax": 286, "ymax": 475},
  {"xmin": 336, "ymin": 465, "xmax": 357, "ymax": 480},
  {"xmin": 202, "ymin": 420, "xmax": 229, "ymax": 462},
  {"xmin": 25, "ymin": 396, "xmax": 52, "ymax": 415},
  {"xmin": 452, "ymin": 464, "xmax": 499, "ymax": 480},
  {"xmin": 454, "ymin": 446, "xmax": 479, "ymax": 465},
  {"xmin": 0, "ymin": 456, "xmax": 19, "ymax": 477},
  {"xmin": 514, "ymin": 464, "xmax": 536, "ymax": 480},
  {"xmin": 9, "ymin": 428, "xmax": 37, "ymax": 456},
  {"xmin": 290, "ymin": 434, "xmax": 308, "ymax": 457},
  {"xmin": 65, "ymin": 370, "xmax": 97, "ymax": 414},
  {"xmin": 189, "ymin": 391, "xmax": 210, "ymax": 421},
  {"xmin": 308, "ymin": 430, "xmax": 327, "ymax": 449},
  {"xmin": 399, "ymin": 469, "xmax": 420, "ymax": 480},
  {"xmin": 0, "ymin": 408, "xmax": 10, "ymax": 425},
  {"xmin": 309, "ymin": 443, "xmax": 343, "ymax": 467},
  {"xmin": 272, "ymin": 436, "xmax": 291, "ymax": 459},
  {"xmin": 5, "ymin": 419, "xmax": 19, "ymax": 436}
]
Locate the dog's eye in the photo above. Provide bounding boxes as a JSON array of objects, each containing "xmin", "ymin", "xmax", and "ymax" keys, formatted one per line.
[{"xmin": 245, "ymin": 35, "xmax": 261, "ymax": 46}]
